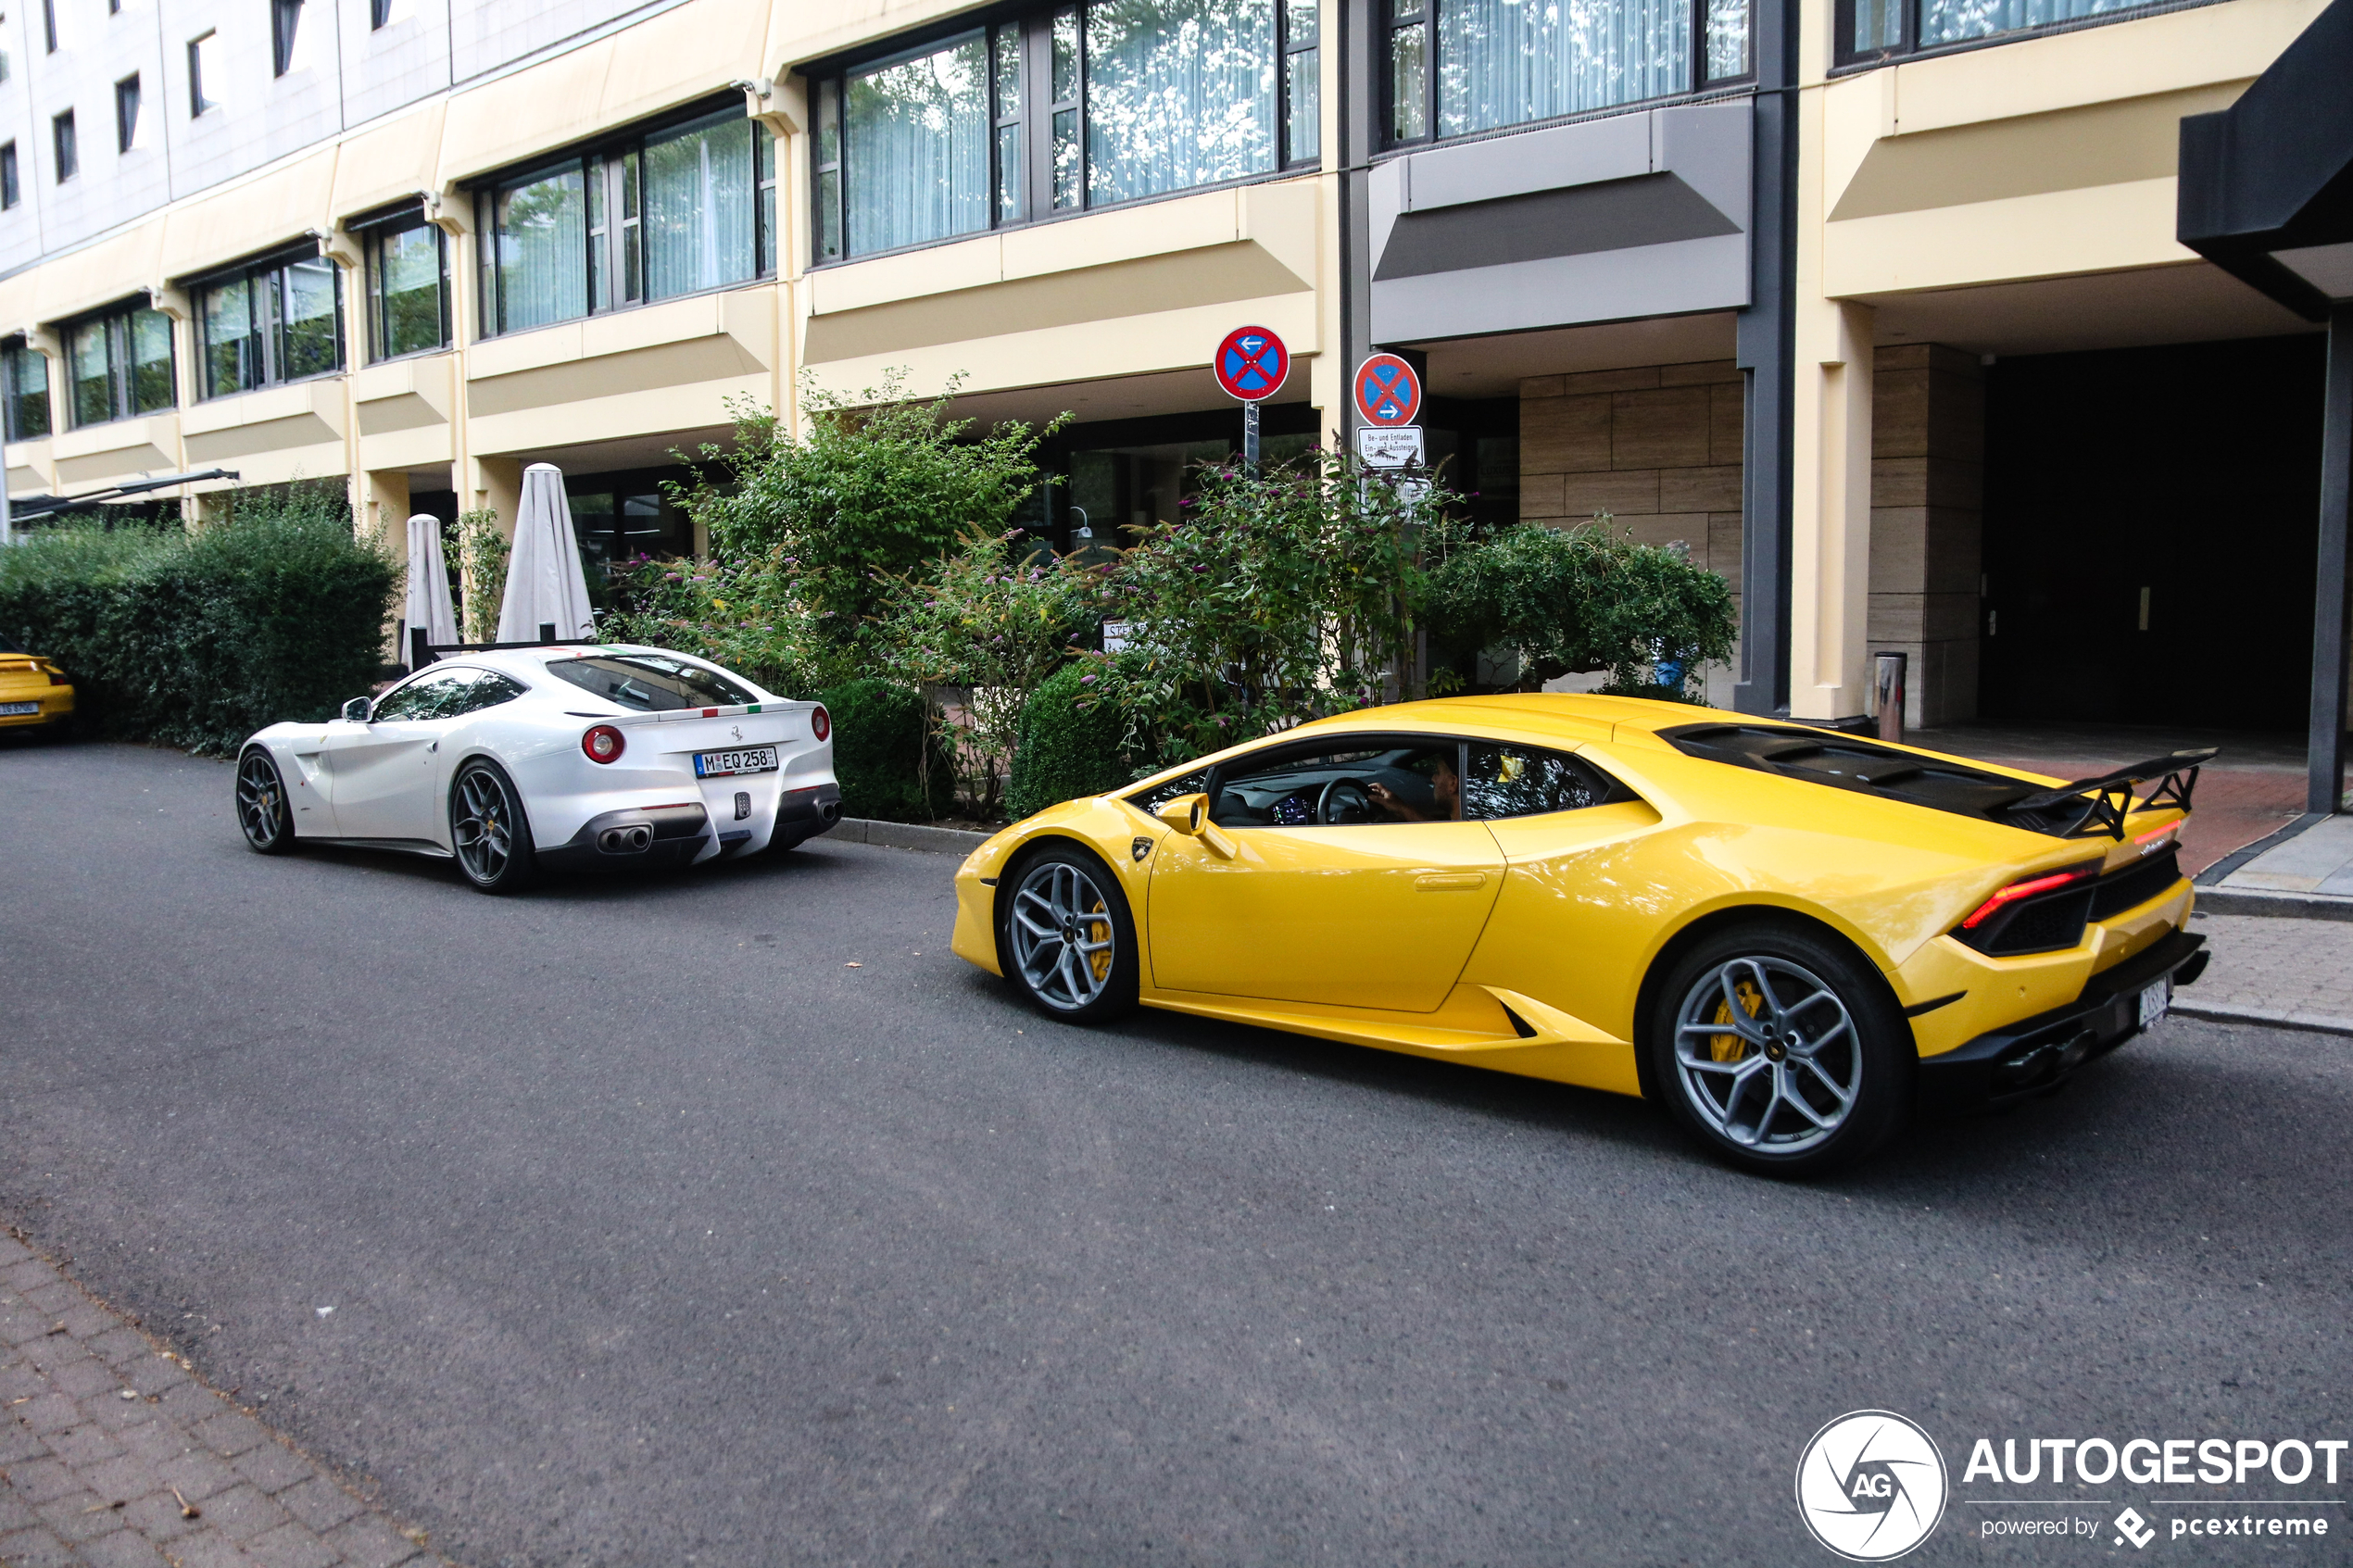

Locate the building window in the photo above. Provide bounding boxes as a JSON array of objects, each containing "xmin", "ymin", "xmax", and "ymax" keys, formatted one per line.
[
  {"xmin": 188, "ymin": 32, "xmax": 218, "ymax": 116},
  {"xmin": 1, "ymin": 143, "xmax": 17, "ymax": 209},
  {"xmin": 1386, "ymin": 0, "xmax": 1747, "ymax": 146},
  {"xmin": 41, "ymin": 0, "xmax": 56, "ymax": 53},
  {"xmin": 360, "ymin": 210, "xmax": 449, "ymax": 360},
  {"xmin": 474, "ymin": 104, "xmax": 777, "ymax": 338},
  {"xmin": 1838, "ymin": 0, "xmax": 2161, "ymax": 61},
  {"xmin": 62, "ymin": 304, "xmax": 175, "ymax": 427},
  {"xmin": 3, "ymin": 340, "xmax": 50, "ymax": 442},
  {"xmin": 814, "ymin": 0, "xmax": 1320, "ymax": 263},
  {"xmin": 52, "ymin": 110, "xmax": 74, "ymax": 182},
  {"xmin": 371, "ymin": 0, "xmax": 414, "ymax": 27},
  {"xmin": 194, "ymin": 249, "xmax": 344, "ymax": 397},
  {"xmin": 272, "ymin": 0, "xmax": 304, "ymax": 76},
  {"xmin": 115, "ymin": 74, "xmax": 140, "ymax": 153}
]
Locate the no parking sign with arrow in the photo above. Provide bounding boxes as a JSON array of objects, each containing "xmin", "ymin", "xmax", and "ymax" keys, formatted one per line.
[{"xmin": 1353, "ymin": 352, "xmax": 1422, "ymax": 426}]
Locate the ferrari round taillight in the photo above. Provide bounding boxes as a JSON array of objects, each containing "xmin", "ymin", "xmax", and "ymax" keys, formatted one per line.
[
  {"xmin": 582, "ymin": 724, "xmax": 625, "ymax": 764},
  {"xmin": 811, "ymin": 704, "xmax": 831, "ymax": 743}
]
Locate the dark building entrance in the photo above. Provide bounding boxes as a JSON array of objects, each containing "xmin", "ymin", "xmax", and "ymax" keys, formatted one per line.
[{"xmin": 1980, "ymin": 333, "xmax": 2326, "ymax": 729}]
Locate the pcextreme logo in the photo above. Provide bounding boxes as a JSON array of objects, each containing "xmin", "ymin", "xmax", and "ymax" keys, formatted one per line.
[{"xmin": 1796, "ymin": 1410, "xmax": 1951, "ymax": 1562}]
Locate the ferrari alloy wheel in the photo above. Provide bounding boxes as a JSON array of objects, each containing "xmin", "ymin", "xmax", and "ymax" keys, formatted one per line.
[
  {"xmin": 1650, "ymin": 924, "xmax": 1908, "ymax": 1175},
  {"xmin": 235, "ymin": 748, "xmax": 296, "ymax": 856},
  {"xmin": 450, "ymin": 760, "xmax": 538, "ymax": 894},
  {"xmin": 1000, "ymin": 845, "xmax": 1138, "ymax": 1023}
]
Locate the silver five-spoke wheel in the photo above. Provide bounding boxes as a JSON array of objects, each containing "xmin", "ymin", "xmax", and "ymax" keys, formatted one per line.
[
  {"xmin": 1008, "ymin": 859, "xmax": 1117, "ymax": 1013},
  {"xmin": 1672, "ymin": 955, "xmax": 1862, "ymax": 1156},
  {"xmin": 450, "ymin": 762, "xmax": 535, "ymax": 892}
]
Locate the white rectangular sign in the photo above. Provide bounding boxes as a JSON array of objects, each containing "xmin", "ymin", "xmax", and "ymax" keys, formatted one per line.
[{"xmin": 1354, "ymin": 424, "xmax": 1425, "ymax": 469}]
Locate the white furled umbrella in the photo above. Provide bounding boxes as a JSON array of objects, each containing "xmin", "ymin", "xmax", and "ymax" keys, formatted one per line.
[
  {"xmin": 403, "ymin": 513, "xmax": 459, "ymax": 653},
  {"xmin": 497, "ymin": 463, "xmax": 595, "ymax": 643}
]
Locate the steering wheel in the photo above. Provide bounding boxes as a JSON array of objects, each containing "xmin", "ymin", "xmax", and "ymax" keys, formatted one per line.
[{"xmin": 1318, "ymin": 777, "xmax": 1375, "ymax": 825}]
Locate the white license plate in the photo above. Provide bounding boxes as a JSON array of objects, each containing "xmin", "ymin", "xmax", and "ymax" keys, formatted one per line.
[
  {"xmin": 0, "ymin": 702, "xmax": 38, "ymax": 716},
  {"xmin": 2137, "ymin": 979, "xmax": 2171, "ymax": 1030},
  {"xmin": 694, "ymin": 746, "xmax": 777, "ymax": 779}
]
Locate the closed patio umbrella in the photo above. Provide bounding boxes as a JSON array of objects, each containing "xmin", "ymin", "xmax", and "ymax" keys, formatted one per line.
[
  {"xmin": 497, "ymin": 463, "xmax": 595, "ymax": 643},
  {"xmin": 403, "ymin": 512, "xmax": 459, "ymax": 655}
]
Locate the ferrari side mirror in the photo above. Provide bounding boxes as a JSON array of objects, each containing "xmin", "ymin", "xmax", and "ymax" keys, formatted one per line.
[
  {"xmin": 341, "ymin": 697, "xmax": 372, "ymax": 723},
  {"xmin": 1155, "ymin": 794, "xmax": 1209, "ymax": 835}
]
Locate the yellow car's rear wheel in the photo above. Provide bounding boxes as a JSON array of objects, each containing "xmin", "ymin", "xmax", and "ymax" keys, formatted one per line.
[
  {"xmin": 1000, "ymin": 844, "xmax": 1138, "ymax": 1023},
  {"xmin": 1651, "ymin": 924, "xmax": 1908, "ymax": 1174}
]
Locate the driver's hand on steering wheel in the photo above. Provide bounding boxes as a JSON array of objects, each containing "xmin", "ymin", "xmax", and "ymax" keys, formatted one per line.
[{"xmin": 1365, "ymin": 782, "xmax": 1423, "ymax": 821}]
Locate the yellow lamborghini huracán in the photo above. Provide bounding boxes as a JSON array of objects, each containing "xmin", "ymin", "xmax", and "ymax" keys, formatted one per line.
[{"xmin": 950, "ymin": 695, "xmax": 2213, "ymax": 1174}]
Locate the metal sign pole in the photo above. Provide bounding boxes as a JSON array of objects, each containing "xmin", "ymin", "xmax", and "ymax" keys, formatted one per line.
[{"xmin": 1243, "ymin": 401, "xmax": 1261, "ymax": 479}]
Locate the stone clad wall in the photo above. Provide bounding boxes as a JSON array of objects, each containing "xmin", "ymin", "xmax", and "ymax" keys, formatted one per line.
[
  {"xmin": 1517, "ymin": 360, "xmax": 1746, "ymax": 701},
  {"xmin": 1869, "ymin": 344, "xmax": 1985, "ymax": 728}
]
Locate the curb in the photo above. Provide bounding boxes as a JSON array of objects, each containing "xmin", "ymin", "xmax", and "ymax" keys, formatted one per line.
[
  {"xmin": 2171, "ymin": 999, "xmax": 2353, "ymax": 1037},
  {"xmin": 2192, "ymin": 887, "xmax": 2353, "ymax": 922},
  {"xmin": 829, "ymin": 818, "xmax": 994, "ymax": 854}
]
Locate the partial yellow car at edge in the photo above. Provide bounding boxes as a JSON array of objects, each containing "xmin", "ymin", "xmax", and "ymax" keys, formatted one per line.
[
  {"xmin": 0, "ymin": 633, "xmax": 74, "ymax": 735},
  {"xmin": 950, "ymin": 693, "xmax": 2212, "ymax": 1175}
]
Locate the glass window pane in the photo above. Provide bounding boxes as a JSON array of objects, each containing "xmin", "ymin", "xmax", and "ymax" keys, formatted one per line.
[
  {"xmin": 1706, "ymin": 0, "xmax": 1748, "ymax": 75},
  {"xmin": 844, "ymin": 37, "xmax": 990, "ymax": 257},
  {"xmin": 995, "ymin": 25, "xmax": 1023, "ymax": 119},
  {"xmin": 493, "ymin": 165, "xmax": 587, "ymax": 332},
  {"xmin": 1463, "ymin": 742, "xmax": 1617, "ymax": 819},
  {"xmin": 1390, "ymin": 23, "xmax": 1427, "ymax": 140},
  {"xmin": 817, "ymin": 79, "xmax": 840, "ymax": 165},
  {"xmin": 5, "ymin": 345, "xmax": 51, "ymax": 440},
  {"xmin": 622, "ymin": 152, "xmax": 643, "ymax": 303},
  {"xmin": 276, "ymin": 256, "xmax": 340, "ymax": 379},
  {"xmin": 375, "ymin": 222, "xmax": 443, "ymax": 358},
  {"xmin": 1086, "ymin": 0, "xmax": 1277, "ymax": 207},
  {"xmin": 1212, "ymin": 743, "xmax": 1461, "ymax": 826},
  {"xmin": 755, "ymin": 125, "xmax": 776, "ymax": 274},
  {"xmin": 200, "ymin": 282, "xmax": 255, "ymax": 396},
  {"xmin": 1286, "ymin": 47, "xmax": 1319, "ymax": 163},
  {"xmin": 1919, "ymin": 0, "xmax": 2137, "ymax": 44},
  {"xmin": 1052, "ymin": 107, "xmax": 1080, "ymax": 207},
  {"xmin": 67, "ymin": 321, "xmax": 111, "ymax": 426},
  {"xmin": 817, "ymin": 169, "xmax": 842, "ymax": 261},
  {"xmin": 996, "ymin": 122, "xmax": 1022, "ymax": 222},
  {"xmin": 129, "ymin": 307, "xmax": 172, "ymax": 412},
  {"xmin": 642, "ymin": 109, "xmax": 756, "ymax": 299},
  {"xmin": 1051, "ymin": 8, "xmax": 1079, "ymax": 100},
  {"xmin": 1435, "ymin": 0, "xmax": 1689, "ymax": 138},
  {"xmin": 586, "ymin": 156, "xmax": 610, "ymax": 312}
]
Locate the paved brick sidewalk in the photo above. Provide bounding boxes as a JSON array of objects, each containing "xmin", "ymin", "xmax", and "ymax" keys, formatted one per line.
[
  {"xmin": 0, "ymin": 1232, "xmax": 447, "ymax": 1568},
  {"xmin": 2180, "ymin": 911, "xmax": 2353, "ymax": 1035}
]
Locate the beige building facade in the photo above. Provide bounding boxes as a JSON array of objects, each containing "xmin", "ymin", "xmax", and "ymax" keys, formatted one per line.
[{"xmin": 0, "ymin": 0, "xmax": 2342, "ymax": 767}]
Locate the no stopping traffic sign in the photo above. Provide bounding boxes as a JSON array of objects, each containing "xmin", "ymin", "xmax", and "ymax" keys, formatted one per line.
[
  {"xmin": 1353, "ymin": 353, "xmax": 1422, "ymax": 425},
  {"xmin": 1214, "ymin": 326, "xmax": 1290, "ymax": 402}
]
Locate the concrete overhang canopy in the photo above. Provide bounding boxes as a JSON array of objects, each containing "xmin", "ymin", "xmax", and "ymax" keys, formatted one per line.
[{"xmin": 2178, "ymin": 0, "xmax": 2353, "ymax": 322}]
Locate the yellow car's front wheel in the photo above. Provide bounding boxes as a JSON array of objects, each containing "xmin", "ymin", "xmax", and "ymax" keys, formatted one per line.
[
  {"xmin": 1651, "ymin": 923, "xmax": 1910, "ymax": 1175},
  {"xmin": 999, "ymin": 844, "xmax": 1138, "ymax": 1023}
]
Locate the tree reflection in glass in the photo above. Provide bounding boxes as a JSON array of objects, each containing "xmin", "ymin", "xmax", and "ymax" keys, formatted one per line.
[
  {"xmin": 847, "ymin": 38, "xmax": 989, "ymax": 256},
  {"xmin": 1084, "ymin": 0, "xmax": 1277, "ymax": 207}
]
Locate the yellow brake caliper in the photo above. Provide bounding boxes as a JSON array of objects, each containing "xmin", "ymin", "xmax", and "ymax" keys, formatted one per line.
[{"xmin": 1708, "ymin": 980, "xmax": 1765, "ymax": 1064}]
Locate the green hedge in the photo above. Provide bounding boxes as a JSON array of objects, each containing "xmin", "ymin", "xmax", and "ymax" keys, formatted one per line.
[
  {"xmin": 0, "ymin": 494, "xmax": 397, "ymax": 755},
  {"xmin": 1004, "ymin": 664, "xmax": 1133, "ymax": 821},
  {"xmin": 818, "ymin": 677, "xmax": 942, "ymax": 822}
]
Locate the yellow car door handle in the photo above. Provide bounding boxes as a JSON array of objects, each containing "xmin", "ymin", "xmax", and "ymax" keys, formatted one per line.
[{"xmin": 1415, "ymin": 872, "xmax": 1488, "ymax": 891}]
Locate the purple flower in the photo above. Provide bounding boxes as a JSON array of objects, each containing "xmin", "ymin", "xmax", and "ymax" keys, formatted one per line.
[{"xmin": 1080, "ymin": 674, "xmax": 1097, "ymax": 684}]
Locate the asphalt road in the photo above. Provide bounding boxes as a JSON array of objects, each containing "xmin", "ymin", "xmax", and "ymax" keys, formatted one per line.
[{"xmin": 3, "ymin": 740, "xmax": 2348, "ymax": 1568}]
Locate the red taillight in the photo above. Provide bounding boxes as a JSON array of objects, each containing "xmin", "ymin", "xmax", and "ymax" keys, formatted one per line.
[
  {"xmin": 1958, "ymin": 865, "xmax": 2096, "ymax": 930},
  {"xmin": 582, "ymin": 724, "xmax": 625, "ymax": 763},
  {"xmin": 811, "ymin": 704, "xmax": 830, "ymax": 743}
]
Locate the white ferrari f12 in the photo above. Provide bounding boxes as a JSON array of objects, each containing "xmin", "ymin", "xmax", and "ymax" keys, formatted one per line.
[{"xmin": 234, "ymin": 645, "xmax": 839, "ymax": 892}]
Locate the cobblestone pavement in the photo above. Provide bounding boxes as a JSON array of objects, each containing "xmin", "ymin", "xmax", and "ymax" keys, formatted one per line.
[
  {"xmin": 2181, "ymin": 910, "xmax": 2353, "ymax": 1035},
  {"xmin": 0, "ymin": 1232, "xmax": 446, "ymax": 1568}
]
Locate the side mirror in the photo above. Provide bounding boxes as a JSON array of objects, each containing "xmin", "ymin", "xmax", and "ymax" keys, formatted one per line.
[
  {"xmin": 341, "ymin": 697, "xmax": 372, "ymax": 723},
  {"xmin": 1155, "ymin": 794, "xmax": 1208, "ymax": 835},
  {"xmin": 1153, "ymin": 792, "xmax": 1234, "ymax": 859}
]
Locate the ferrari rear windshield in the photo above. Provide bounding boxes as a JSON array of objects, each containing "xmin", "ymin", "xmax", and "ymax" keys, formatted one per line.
[{"xmin": 546, "ymin": 654, "xmax": 759, "ymax": 712}]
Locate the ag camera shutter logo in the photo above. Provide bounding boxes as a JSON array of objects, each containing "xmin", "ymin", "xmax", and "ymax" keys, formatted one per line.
[{"xmin": 1796, "ymin": 1410, "xmax": 1949, "ymax": 1561}]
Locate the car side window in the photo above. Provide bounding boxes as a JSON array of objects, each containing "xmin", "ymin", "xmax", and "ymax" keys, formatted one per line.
[
  {"xmin": 1211, "ymin": 743, "xmax": 1461, "ymax": 827},
  {"xmin": 452, "ymin": 671, "xmax": 527, "ymax": 717},
  {"xmin": 1127, "ymin": 770, "xmax": 1210, "ymax": 817},
  {"xmin": 368, "ymin": 666, "xmax": 479, "ymax": 722},
  {"xmin": 1463, "ymin": 742, "xmax": 1624, "ymax": 821}
]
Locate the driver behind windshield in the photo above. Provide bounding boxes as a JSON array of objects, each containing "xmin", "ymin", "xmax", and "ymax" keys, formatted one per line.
[{"xmin": 1368, "ymin": 751, "xmax": 1459, "ymax": 822}]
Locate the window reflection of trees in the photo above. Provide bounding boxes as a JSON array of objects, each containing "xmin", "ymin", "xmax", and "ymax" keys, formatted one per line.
[
  {"xmin": 847, "ymin": 41, "xmax": 990, "ymax": 256},
  {"xmin": 1434, "ymin": 0, "xmax": 1689, "ymax": 138},
  {"xmin": 1918, "ymin": 0, "xmax": 2133, "ymax": 44},
  {"xmin": 1084, "ymin": 0, "xmax": 1277, "ymax": 207}
]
